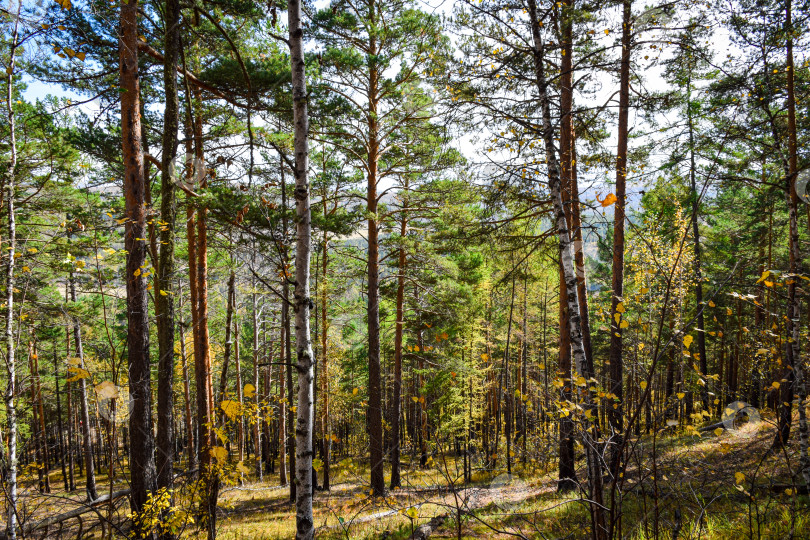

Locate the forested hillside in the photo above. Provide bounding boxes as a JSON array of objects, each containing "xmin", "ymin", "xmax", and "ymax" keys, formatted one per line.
[{"xmin": 1, "ymin": 0, "xmax": 809, "ymax": 538}]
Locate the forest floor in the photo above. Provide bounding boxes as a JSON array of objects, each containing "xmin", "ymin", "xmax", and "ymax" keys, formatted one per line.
[{"xmin": 7, "ymin": 413, "xmax": 810, "ymax": 539}]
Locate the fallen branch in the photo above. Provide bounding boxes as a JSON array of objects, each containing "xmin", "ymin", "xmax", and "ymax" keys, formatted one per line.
[{"xmin": 0, "ymin": 489, "xmax": 131, "ymax": 539}]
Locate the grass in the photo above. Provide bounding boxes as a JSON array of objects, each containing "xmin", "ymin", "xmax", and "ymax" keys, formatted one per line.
[{"xmin": 6, "ymin": 413, "xmax": 810, "ymax": 539}]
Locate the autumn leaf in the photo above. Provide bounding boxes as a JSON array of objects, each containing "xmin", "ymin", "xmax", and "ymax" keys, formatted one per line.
[
  {"xmin": 210, "ymin": 446, "xmax": 228, "ymax": 462},
  {"xmin": 598, "ymin": 192, "xmax": 617, "ymax": 207},
  {"xmin": 735, "ymin": 472, "xmax": 745, "ymax": 485},
  {"xmin": 220, "ymin": 400, "xmax": 240, "ymax": 420},
  {"xmin": 683, "ymin": 335, "xmax": 694, "ymax": 349},
  {"xmin": 243, "ymin": 383, "xmax": 255, "ymax": 398}
]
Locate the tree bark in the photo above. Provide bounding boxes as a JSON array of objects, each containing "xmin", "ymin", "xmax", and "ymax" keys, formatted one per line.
[
  {"xmin": 3, "ymin": 10, "xmax": 19, "ymax": 536},
  {"xmin": 320, "ymin": 203, "xmax": 331, "ymax": 491},
  {"xmin": 527, "ymin": 1, "xmax": 605, "ymax": 536},
  {"xmin": 69, "ymin": 275, "xmax": 98, "ymax": 501},
  {"xmin": 120, "ymin": 0, "xmax": 157, "ymax": 522},
  {"xmin": 783, "ymin": 0, "xmax": 809, "ymax": 490},
  {"xmin": 155, "ymin": 0, "xmax": 180, "ymax": 514},
  {"xmin": 607, "ymin": 0, "xmax": 632, "ymax": 480},
  {"xmin": 365, "ymin": 0, "xmax": 385, "ymax": 497},
  {"xmin": 390, "ymin": 180, "xmax": 408, "ymax": 489},
  {"xmin": 288, "ymin": 0, "xmax": 315, "ymax": 531}
]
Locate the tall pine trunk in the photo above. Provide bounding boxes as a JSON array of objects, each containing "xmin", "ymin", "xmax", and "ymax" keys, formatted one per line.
[
  {"xmin": 365, "ymin": 0, "xmax": 385, "ymax": 496},
  {"xmin": 155, "ymin": 0, "xmax": 180, "ymax": 513},
  {"xmin": 120, "ymin": 0, "xmax": 157, "ymax": 522},
  {"xmin": 607, "ymin": 0, "xmax": 631, "ymax": 479},
  {"xmin": 390, "ymin": 180, "xmax": 408, "ymax": 489}
]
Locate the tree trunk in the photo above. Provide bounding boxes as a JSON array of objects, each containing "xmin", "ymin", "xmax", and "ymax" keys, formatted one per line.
[
  {"xmin": 155, "ymin": 0, "xmax": 180, "ymax": 514},
  {"xmin": 178, "ymin": 321, "xmax": 196, "ymax": 472},
  {"xmin": 504, "ymin": 276, "xmax": 517, "ymax": 475},
  {"xmin": 527, "ymin": 1, "xmax": 605, "ymax": 535},
  {"xmin": 234, "ymin": 321, "xmax": 245, "ymax": 465},
  {"xmin": 685, "ymin": 72, "xmax": 709, "ymax": 413},
  {"xmin": 69, "ymin": 276, "xmax": 98, "ymax": 501},
  {"xmin": 218, "ymin": 271, "xmax": 237, "ymax": 423},
  {"xmin": 252, "ymin": 291, "xmax": 264, "ymax": 481},
  {"xmin": 320, "ymin": 205, "xmax": 331, "ymax": 491},
  {"xmin": 365, "ymin": 0, "xmax": 385, "ymax": 497},
  {"xmin": 288, "ymin": 1, "xmax": 315, "ymax": 531},
  {"xmin": 4, "ymin": 10, "xmax": 19, "ymax": 537},
  {"xmin": 607, "ymin": 0, "xmax": 632, "ymax": 480},
  {"xmin": 390, "ymin": 180, "xmax": 408, "ymax": 489},
  {"xmin": 30, "ymin": 341, "xmax": 51, "ymax": 493},
  {"xmin": 54, "ymin": 348, "xmax": 70, "ymax": 492},
  {"xmin": 783, "ymin": 0, "xmax": 808, "ymax": 490},
  {"xmin": 120, "ymin": 0, "xmax": 157, "ymax": 522}
]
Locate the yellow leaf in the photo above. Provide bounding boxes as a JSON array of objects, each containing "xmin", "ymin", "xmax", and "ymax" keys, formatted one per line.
[
  {"xmin": 614, "ymin": 313, "xmax": 622, "ymax": 324},
  {"xmin": 599, "ymin": 193, "xmax": 617, "ymax": 206},
  {"xmin": 220, "ymin": 400, "xmax": 240, "ymax": 420},
  {"xmin": 21, "ymin": 266, "xmax": 30, "ymax": 273},
  {"xmin": 616, "ymin": 302, "xmax": 625, "ymax": 313},
  {"xmin": 210, "ymin": 446, "xmax": 228, "ymax": 462},
  {"xmin": 639, "ymin": 381, "xmax": 647, "ymax": 390},
  {"xmin": 133, "ymin": 268, "xmax": 141, "ymax": 277},
  {"xmin": 734, "ymin": 472, "xmax": 745, "ymax": 485},
  {"xmin": 411, "ymin": 396, "xmax": 419, "ymax": 402},
  {"xmin": 243, "ymin": 383, "xmax": 255, "ymax": 398},
  {"xmin": 727, "ymin": 307, "xmax": 733, "ymax": 316},
  {"xmin": 683, "ymin": 335, "xmax": 693, "ymax": 349},
  {"xmin": 756, "ymin": 270, "xmax": 770, "ymax": 284},
  {"xmin": 677, "ymin": 392, "xmax": 685, "ymax": 400},
  {"xmin": 620, "ymin": 320, "xmax": 629, "ymax": 329},
  {"xmin": 708, "ymin": 300, "xmax": 715, "ymax": 307},
  {"xmin": 604, "ymin": 29, "xmax": 610, "ymax": 35},
  {"xmin": 713, "ymin": 427, "xmax": 724, "ymax": 437},
  {"xmin": 771, "ymin": 381, "xmax": 780, "ymax": 390},
  {"xmin": 352, "ymin": 387, "xmax": 359, "ymax": 396},
  {"xmin": 76, "ymin": 51, "xmax": 85, "ymax": 61},
  {"xmin": 785, "ymin": 488, "xmax": 794, "ymax": 496},
  {"xmin": 67, "ymin": 367, "xmax": 91, "ymax": 382}
]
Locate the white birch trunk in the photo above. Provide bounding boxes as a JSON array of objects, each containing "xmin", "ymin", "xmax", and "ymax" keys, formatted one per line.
[
  {"xmin": 3, "ymin": 5, "xmax": 20, "ymax": 536},
  {"xmin": 288, "ymin": 0, "xmax": 314, "ymax": 535}
]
